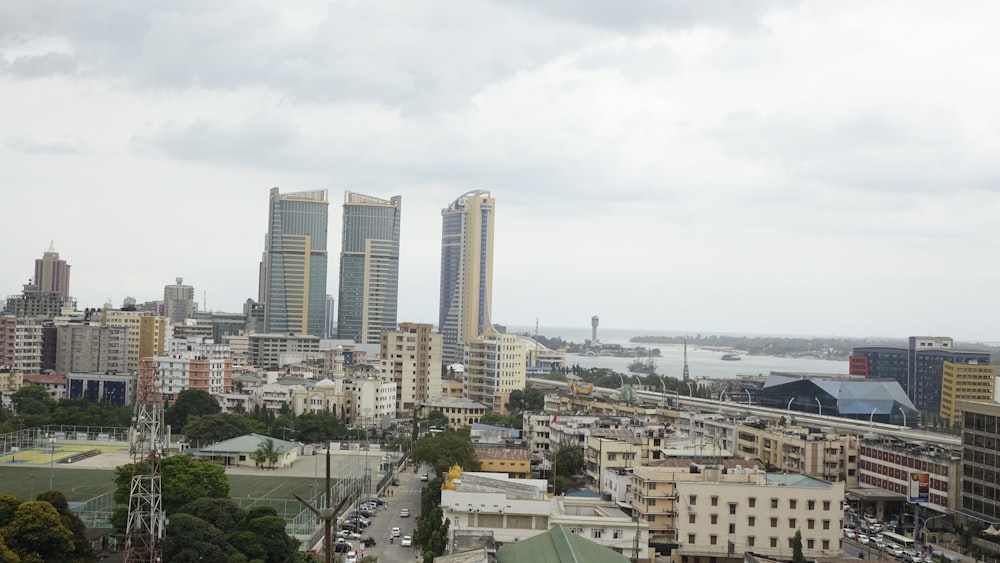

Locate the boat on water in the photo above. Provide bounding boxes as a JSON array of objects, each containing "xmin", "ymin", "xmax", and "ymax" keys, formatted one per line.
[
  {"xmin": 628, "ymin": 358, "xmax": 657, "ymax": 374},
  {"xmin": 721, "ymin": 354, "xmax": 741, "ymax": 361}
]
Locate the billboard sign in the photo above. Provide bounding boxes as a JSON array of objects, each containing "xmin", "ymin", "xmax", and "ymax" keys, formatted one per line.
[{"xmin": 908, "ymin": 472, "xmax": 930, "ymax": 503}]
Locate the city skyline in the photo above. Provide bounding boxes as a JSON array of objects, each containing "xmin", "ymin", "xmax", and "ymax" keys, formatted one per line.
[{"xmin": 3, "ymin": 2, "xmax": 1000, "ymax": 340}]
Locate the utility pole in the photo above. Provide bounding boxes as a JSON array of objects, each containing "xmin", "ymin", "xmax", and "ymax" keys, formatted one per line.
[{"xmin": 124, "ymin": 361, "xmax": 166, "ymax": 562}]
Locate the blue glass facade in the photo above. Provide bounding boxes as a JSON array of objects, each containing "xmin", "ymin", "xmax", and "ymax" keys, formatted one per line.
[{"xmin": 260, "ymin": 188, "xmax": 329, "ymax": 338}]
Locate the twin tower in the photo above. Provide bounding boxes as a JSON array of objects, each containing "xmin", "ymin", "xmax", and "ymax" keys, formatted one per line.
[{"xmin": 258, "ymin": 188, "xmax": 494, "ymax": 365}]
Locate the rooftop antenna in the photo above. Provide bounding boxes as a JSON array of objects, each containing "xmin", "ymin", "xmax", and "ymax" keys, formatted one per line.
[
  {"xmin": 203, "ymin": 290, "xmax": 208, "ymax": 312},
  {"xmin": 683, "ymin": 338, "xmax": 690, "ymax": 382}
]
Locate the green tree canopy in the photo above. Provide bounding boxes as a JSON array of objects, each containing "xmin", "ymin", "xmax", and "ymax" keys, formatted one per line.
[
  {"xmin": 555, "ymin": 443, "xmax": 584, "ymax": 479},
  {"xmin": 0, "ymin": 495, "xmax": 21, "ymax": 527},
  {"xmin": 505, "ymin": 388, "xmax": 544, "ymax": 414},
  {"xmin": 114, "ymin": 456, "xmax": 230, "ymax": 518},
  {"xmin": 166, "ymin": 389, "xmax": 222, "ymax": 433},
  {"xmin": 792, "ymin": 529, "xmax": 806, "ymax": 563},
  {"xmin": 426, "ymin": 409, "xmax": 449, "ymax": 428},
  {"xmin": 0, "ymin": 501, "xmax": 75, "ymax": 562},
  {"xmin": 34, "ymin": 490, "xmax": 97, "ymax": 562},
  {"xmin": 0, "ymin": 535, "xmax": 17, "ymax": 563},
  {"xmin": 182, "ymin": 413, "xmax": 255, "ymax": 447},
  {"xmin": 292, "ymin": 411, "xmax": 346, "ymax": 443},
  {"xmin": 411, "ymin": 428, "xmax": 481, "ymax": 477},
  {"xmin": 175, "ymin": 498, "xmax": 245, "ymax": 534},
  {"xmin": 10, "ymin": 385, "xmax": 55, "ymax": 417},
  {"xmin": 163, "ymin": 513, "xmax": 236, "ymax": 563},
  {"xmin": 227, "ymin": 506, "xmax": 299, "ymax": 563},
  {"xmin": 251, "ymin": 438, "xmax": 280, "ymax": 469}
]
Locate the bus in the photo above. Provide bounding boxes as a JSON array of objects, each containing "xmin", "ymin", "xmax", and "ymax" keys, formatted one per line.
[{"xmin": 881, "ymin": 531, "xmax": 917, "ymax": 550}]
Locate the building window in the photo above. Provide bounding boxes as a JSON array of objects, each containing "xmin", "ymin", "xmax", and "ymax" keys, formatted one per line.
[
  {"xmin": 770, "ymin": 538, "xmax": 778, "ymax": 548},
  {"xmin": 747, "ymin": 537, "xmax": 755, "ymax": 547},
  {"xmin": 788, "ymin": 538, "xmax": 795, "ymax": 549},
  {"xmin": 729, "ymin": 524, "xmax": 736, "ymax": 534},
  {"xmin": 688, "ymin": 534, "xmax": 696, "ymax": 544},
  {"xmin": 822, "ymin": 520, "xmax": 830, "ymax": 530},
  {"xmin": 711, "ymin": 496, "xmax": 719, "ymax": 507},
  {"xmin": 789, "ymin": 499, "xmax": 797, "ymax": 509},
  {"xmin": 770, "ymin": 518, "xmax": 777, "ymax": 528},
  {"xmin": 689, "ymin": 514, "xmax": 696, "ymax": 524},
  {"xmin": 771, "ymin": 498, "xmax": 779, "ymax": 509},
  {"xmin": 729, "ymin": 503, "xmax": 737, "ymax": 515},
  {"xmin": 789, "ymin": 518, "xmax": 797, "ymax": 529},
  {"xmin": 689, "ymin": 495, "xmax": 697, "ymax": 505},
  {"xmin": 808, "ymin": 519, "xmax": 815, "ymax": 530},
  {"xmin": 807, "ymin": 539, "xmax": 815, "ymax": 549},
  {"xmin": 748, "ymin": 516, "xmax": 755, "ymax": 527},
  {"xmin": 823, "ymin": 500, "xmax": 831, "ymax": 510},
  {"xmin": 749, "ymin": 497, "xmax": 756, "ymax": 508},
  {"xmin": 711, "ymin": 514, "xmax": 718, "ymax": 525},
  {"xmin": 710, "ymin": 535, "xmax": 718, "ymax": 545},
  {"xmin": 823, "ymin": 540, "xmax": 830, "ymax": 550},
  {"xmin": 592, "ymin": 529, "xmax": 603, "ymax": 539},
  {"xmin": 807, "ymin": 500, "xmax": 816, "ymax": 510}
]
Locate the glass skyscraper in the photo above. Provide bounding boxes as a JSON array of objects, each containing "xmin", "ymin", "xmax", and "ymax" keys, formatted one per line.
[
  {"xmin": 259, "ymin": 188, "xmax": 329, "ymax": 337},
  {"xmin": 438, "ymin": 190, "xmax": 494, "ymax": 365},
  {"xmin": 336, "ymin": 191, "xmax": 401, "ymax": 344}
]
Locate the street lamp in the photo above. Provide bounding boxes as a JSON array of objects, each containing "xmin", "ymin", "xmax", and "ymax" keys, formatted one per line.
[
  {"xmin": 787, "ymin": 397, "xmax": 795, "ymax": 411},
  {"xmin": 897, "ymin": 406, "xmax": 907, "ymax": 428},
  {"xmin": 684, "ymin": 381, "xmax": 694, "ymax": 397},
  {"xmin": 815, "ymin": 397, "xmax": 822, "ymax": 416},
  {"xmin": 48, "ymin": 435, "xmax": 55, "ymax": 490},
  {"xmin": 29, "ymin": 474, "xmax": 34, "ymax": 500},
  {"xmin": 869, "ymin": 408, "xmax": 878, "ymax": 427},
  {"xmin": 745, "ymin": 389, "xmax": 752, "ymax": 406}
]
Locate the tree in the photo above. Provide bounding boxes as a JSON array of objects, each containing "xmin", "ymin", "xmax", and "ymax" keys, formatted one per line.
[
  {"xmin": 227, "ymin": 506, "xmax": 299, "ymax": 563},
  {"xmin": 114, "ymin": 456, "xmax": 230, "ymax": 521},
  {"xmin": 479, "ymin": 413, "xmax": 514, "ymax": 428},
  {"xmin": 182, "ymin": 413, "xmax": 255, "ymax": 447},
  {"xmin": 426, "ymin": 409, "xmax": 449, "ymax": 429},
  {"xmin": 10, "ymin": 385, "xmax": 55, "ymax": 417},
  {"xmin": 35, "ymin": 490, "xmax": 97, "ymax": 562},
  {"xmin": 252, "ymin": 438, "xmax": 280, "ymax": 469},
  {"xmin": 0, "ymin": 494, "xmax": 21, "ymax": 527},
  {"xmin": 554, "ymin": 443, "xmax": 584, "ymax": 478},
  {"xmin": 163, "ymin": 513, "xmax": 236, "ymax": 562},
  {"xmin": 505, "ymin": 388, "xmax": 544, "ymax": 414},
  {"xmin": 411, "ymin": 428, "xmax": 481, "ymax": 477},
  {"xmin": 792, "ymin": 529, "xmax": 806, "ymax": 563},
  {"xmin": 0, "ymin": 535, "xmax": 18, "ymax": 563},
  {"xmin": 166, "ymin": 389, "xmax": 221, "ymax": 433},
  {"xmin": 175, "ymin": 497, "xmax": 245, "ymax": 534},
  {"xmin": 0, "ymin": 501, "xmax": 75, "ymax": 562}
]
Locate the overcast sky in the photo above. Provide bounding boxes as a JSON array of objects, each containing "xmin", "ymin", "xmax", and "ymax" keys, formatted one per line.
[{"xmin": 2, "ymin": 1, "xmax": 999, "ymax": 342}]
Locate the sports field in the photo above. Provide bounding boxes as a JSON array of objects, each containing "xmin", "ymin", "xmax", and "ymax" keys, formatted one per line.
[{"xmin": 0, "ymin": 464, "xmax": 327, "ymax": 507}]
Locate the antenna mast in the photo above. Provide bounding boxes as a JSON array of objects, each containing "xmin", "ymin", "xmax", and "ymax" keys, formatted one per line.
[
  {"xmin": 683, "ymin": 338, "xmax": 690, "ymax": 382},
  {"xmin": 124, "ymin": 360, "xmax": 166, "ymax": 562}
]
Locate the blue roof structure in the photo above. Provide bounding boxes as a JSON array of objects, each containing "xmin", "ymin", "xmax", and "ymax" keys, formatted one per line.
[{"xmin": 757, "ymin": 374, "xmax": 918, "ymax": 426}]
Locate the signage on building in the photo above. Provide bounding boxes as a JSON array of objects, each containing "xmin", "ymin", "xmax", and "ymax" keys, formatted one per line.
[{"xmin": 909, "ymin": 472, "xmax": 930, "ymax": 503}]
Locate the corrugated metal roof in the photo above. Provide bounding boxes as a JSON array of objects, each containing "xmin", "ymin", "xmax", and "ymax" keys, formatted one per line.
[
  {"xmin": 496, "ymin": 526, "xmax": 630, "ymax": 563},
  {"xmin": 198, "ymin": 433, "xmax": 297, "ymax": 454}
]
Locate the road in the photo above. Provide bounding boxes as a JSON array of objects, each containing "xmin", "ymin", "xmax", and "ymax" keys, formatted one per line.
[{"xmin": 346, "ymin": 462, "xmax": 427, "ymax": 563}]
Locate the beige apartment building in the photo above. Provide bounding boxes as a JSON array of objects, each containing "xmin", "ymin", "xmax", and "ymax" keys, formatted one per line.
[
  {"xmin": 734, "ymin": 421, "xmax": 860, "ymax": 486},
  {"xmin": 940, "ymin": 360, "xmax": 996, "ymax": 424},
  {"xmin": 380, "ymin": 322, "xmax": 442, "ymax": 417}
]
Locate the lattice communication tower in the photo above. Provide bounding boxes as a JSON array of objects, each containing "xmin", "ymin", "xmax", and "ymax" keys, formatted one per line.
[{"xmin": 124, "ymin": 362, "xmax": 166, "ymax": 562}]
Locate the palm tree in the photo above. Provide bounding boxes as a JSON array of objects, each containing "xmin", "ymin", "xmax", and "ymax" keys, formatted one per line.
[{"xmin": 254, "ymin": 438, "xmax": 280, "ymax": 469}]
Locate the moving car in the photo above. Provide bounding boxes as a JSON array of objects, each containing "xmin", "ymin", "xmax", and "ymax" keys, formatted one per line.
[
  {"xmin": 420, "ymin": 473, "xmax": 429, "ymax": 482},
  {"xmin": 400, "ymin": 508, "xmax": 410, "ymax": 518},
  {"xmin": 392, "ymin": 478, "xmax": 400, "ymax": 486},
  {"xmin": 391, "ymin": 527, "xmax": 401, "ymax": 537},
  {"xmin": 858, "ymin": 534, "xmax": 870, "ymax": 545},
  {"xmin": 401, "ymin": 536, "xmax": 412, "ymax": 547},
  {"xmin": 843, "ymin": 529, "xmax": 856, "ymax": 539}
]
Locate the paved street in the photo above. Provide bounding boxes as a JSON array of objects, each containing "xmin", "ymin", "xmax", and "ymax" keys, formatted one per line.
[{"xmin": 345, "ymin": 463, "xmax": 427, "ymax": 563}]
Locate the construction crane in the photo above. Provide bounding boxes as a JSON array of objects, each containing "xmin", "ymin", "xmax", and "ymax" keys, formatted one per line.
[{"xmin": 124, "ymin": 359, "xmax": 166, "ymax": 562}]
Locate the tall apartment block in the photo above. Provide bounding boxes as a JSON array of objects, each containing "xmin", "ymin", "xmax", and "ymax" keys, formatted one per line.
[
  {"xmin": 259, "ymin": 188, "xmax": 329, "ymax": 338},
  {"xmin": 940, "ymin": 361, "xmax": 996, "ymax": 424},
  {"xmin": 958, "ymin": 400, "xmax": 1000, "ymax": 525},
  {"xmin": 463, "ymin": 327, "xmax": 525, "ymax": 413},
  {"xmin": 55, "ymin": 323, "xmax": 128, "ymax": 374},
  {"xmin": 0, "ymin": 316, "xmax": 43, "ymax": 373},
  {"xmin": 438, "ymin": 190, "xmax": 494, "ymax": 365},
  {"xmin": 34, "ymin": 242, "xmax": 71, "ymax": 300},
  {"xmin": 337, "ymin": 192, "xmax": 401, "ymax": 344},
  {"xmin": 163, "ymin": 277, "xmax": 195, "ymax": 324},
  {"xmin": 99, "ymin": 309, "xmax": 170, "ymax": 373},
  {"xmin": 380, "ymin": 322, "xmax": 442, "ymax": 417}
]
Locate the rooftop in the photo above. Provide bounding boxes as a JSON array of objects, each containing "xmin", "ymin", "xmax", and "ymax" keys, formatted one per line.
[{"xmin": 496, "ymin": 525, "xmax": 629, "ymax": 563}]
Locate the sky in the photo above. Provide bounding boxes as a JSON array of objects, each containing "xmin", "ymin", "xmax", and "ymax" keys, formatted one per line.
[{"xmin": 2, "ymin": 1, "xmax": 1000, "ymax": 342}]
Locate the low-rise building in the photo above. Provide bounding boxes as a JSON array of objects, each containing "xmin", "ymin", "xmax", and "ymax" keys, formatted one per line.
[
  {"xmin": 417, "ymin": 396, "xmax": 489, "ymax": 428},
  {"xmin": 248, "ymin": 333, "xmax": 320, "ymax": 369},
  {"xmin": 440, "ymin": 470, "xmax": 651, "ymax": 561},
  {"xmin": 22, "ymin": 373, "xmax": 67, "ymax": 400},
  {"xmin": 476, "ymin": 447, "xmax": 531, "ymax": 478},
  {"xmin": 734, "ymin": 421, "xmax": 859, "ymax": 486},
  {"xmin": 66, "ymin": 372, "xmax": 136, "ymax": 406}
]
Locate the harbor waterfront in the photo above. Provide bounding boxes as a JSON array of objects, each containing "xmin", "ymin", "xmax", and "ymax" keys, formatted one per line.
[{"xmin": 507, "ymin": 325, "xmax": 850, "ymax": 380}]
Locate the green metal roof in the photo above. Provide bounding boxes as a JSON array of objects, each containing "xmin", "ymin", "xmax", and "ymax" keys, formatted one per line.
[{"xmin": 496, "ymin": 526, "xmax": 631, "ymax": 563}]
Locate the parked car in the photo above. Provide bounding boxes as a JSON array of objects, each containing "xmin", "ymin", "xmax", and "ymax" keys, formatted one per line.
[
  {"xmin": 345, "ymin": 552, "xmax": 358, "ymax": 563},
  {"xmin": 843, "ymin": 529, "xmax": 857, "ymax": 539},
  {"xmin": 333, "ymin": 543, "xmax": 352, "ymax": 553},
  {"xmin": 401, "ymin": 536, "xmax": 412, "ymax": 547},
  {"xmin": 392, "ymin": 478, "xmax": 400, "ymax": 486},
  {"xmin": 337, "ymin": 530, "xmax": 362, "ymax": 539},
  {"xmin": 400, "ymin": 508, "xmax": 410, "ymax": 518},
  {"xmin": 858, "ymin": 534, "xmax": 870, "ymax": 545}
]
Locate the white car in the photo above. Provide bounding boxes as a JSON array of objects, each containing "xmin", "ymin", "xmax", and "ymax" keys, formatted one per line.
[
  {"xmin": 843, "ymin": 529, "xmax": 857, "ymax": 539},
  {"xmin": 400, "ymin": 508, "xmax": 410, "ymax": 518},
  {"xmin": 391, "ymin": 527, "xmax": 401, "ymax": 537},
  {"xmin": 345, "ymin": 552, "xmax": 358, "ymax": 563},
  {"xmin": 337, "ymin": 530, "xmax": 361, "ymax": 539},
  {"xmin": 889, "ymin": 545, "xmax": 905, "ymax": 557},
  {"xmin": 401, "ymin": 535, "xmax": 412, "ymax": 547},
  {"xmin": 857, "ymin": 534, "xmax": 870, "ymax": 545}
]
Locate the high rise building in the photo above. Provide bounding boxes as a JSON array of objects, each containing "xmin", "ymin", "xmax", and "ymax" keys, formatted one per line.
[
  {"xmin": 163, "ymin": 277, "xmax": 195, "ymax": 324},
  {"xmin": 438, "ymin": 190, "xmax": 495, "ymax": 365},
  {"xmin": 55, "ymin": 323, "xmax": 128, "ymax": 374},
  {"xmin": 0, "ymin": 316, "xmax": 43, "ymax": 373},
  {"xmin": 34, "ymin": 242, "xmax": 71, "ymax": 300},
  {"xmin": 337, "ymin": 192, "xmax": 401, "ymax": 344},
  {"xmin": 325, "ymin": 294, "xmax": 336, "ymax": 339},
  {"xmin": 380, "ymin": 322, "xmax": 442, "ymax": 417},
  {"xmin": 259, "ymin": 188, "xmax": 329, "ymax": 338},
  {"xmin": 463, "ymin": 327, "xmax": 525, "ymax": 413}
]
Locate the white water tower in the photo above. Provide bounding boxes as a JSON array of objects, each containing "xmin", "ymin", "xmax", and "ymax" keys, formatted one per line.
[{"xmin": 591, "ymin": 315, "xmax": 599, "ymax": 344}]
